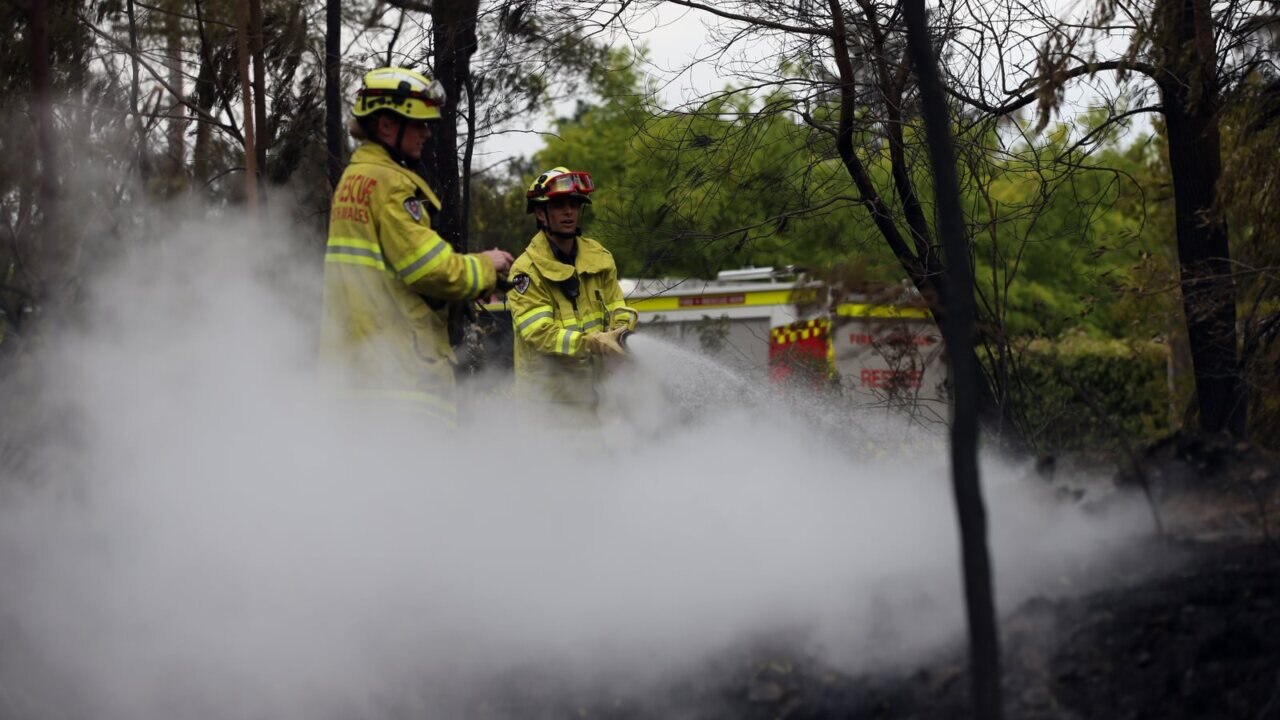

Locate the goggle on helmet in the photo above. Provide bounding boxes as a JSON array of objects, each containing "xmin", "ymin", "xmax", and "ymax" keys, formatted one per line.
[
  {"xmin": 525, "ymin": 167, "xmax": 595, "ymax": 213},
  {"xmin": 352, "ymin": 67, "xmax": 446, "ymax": 122}
]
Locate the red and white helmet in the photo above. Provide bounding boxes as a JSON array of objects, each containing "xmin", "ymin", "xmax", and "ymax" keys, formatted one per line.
[{"xmin": 526, "ymin": 166, "xmax": 595, "ymax": 213}]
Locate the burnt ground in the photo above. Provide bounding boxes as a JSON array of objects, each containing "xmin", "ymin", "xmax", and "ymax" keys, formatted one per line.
[
  {"xmin": 466, "ymin": 434, "xmax": 1280, "ymax": 720},
  {"xmin": 471, "ymin": 543, "xmax": 1279, "ymax": 720},
  {"xmin": 2, "ymin": 434, "xmax": 1275, "ymax": 720},
  {"xmin": 716, "ymin": 434, "xmax": 1280, "ymax": 720}
]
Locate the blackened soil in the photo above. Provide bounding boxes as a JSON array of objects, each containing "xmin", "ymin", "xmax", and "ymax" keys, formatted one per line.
[
  {"xmin": 474, "ymin": 433, "xmax": 1280, "ymax": 719},
  {"xmin": 523, "ymin": 543, "xmax": 1279, "ymax": 720},
  {"xmin": 1045, "ymin": 543, "xmax": 1280, "ymax": 720}
]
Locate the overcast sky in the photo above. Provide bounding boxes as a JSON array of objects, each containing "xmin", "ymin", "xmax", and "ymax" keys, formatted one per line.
[
  {"xmin": 472, "ymin": 1, "xmax": 1145, "ymax": 173},
  {"xmin": 474, "ymin": 4, "xmax": 728, "ymax": 168}
]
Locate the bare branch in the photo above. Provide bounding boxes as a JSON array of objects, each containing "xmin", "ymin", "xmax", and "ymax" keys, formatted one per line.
[
  {"xmin": 384, "ymin": 0, "xmax": 433, "ymax": 14},
  {"xmin": 663, "ymin": 0, "xmax": 834, "ymax": 37},
  {"xmin": 75, "ymin": 10, "xmax": 242, "ymax": 142},
  {"xmin": 134, "ymin": 1, "xmax": 236, "ymax": 29},
  {"xmin": 949, "ymin": 59, "xmax": 1161, "ymax": 117}
]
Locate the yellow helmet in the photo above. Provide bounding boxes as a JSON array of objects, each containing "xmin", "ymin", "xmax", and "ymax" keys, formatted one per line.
[
  {"xmin": 525, "ymin": 167, "xmax": 595, "ymax": 213},
  {"xmin": 352, "ymin": 67, "xmax": 445, "ymax": 121}
]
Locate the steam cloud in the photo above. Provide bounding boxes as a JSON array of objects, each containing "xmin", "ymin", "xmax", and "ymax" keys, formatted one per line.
[{"xmin": 0, "ymin": 214, "xmax": 1153, "ymax": 719}]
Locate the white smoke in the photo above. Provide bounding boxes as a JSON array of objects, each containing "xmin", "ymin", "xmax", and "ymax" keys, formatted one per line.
[{"xmin": 0, "ymin": 213, "xmax": 1155, "ymax": 719}]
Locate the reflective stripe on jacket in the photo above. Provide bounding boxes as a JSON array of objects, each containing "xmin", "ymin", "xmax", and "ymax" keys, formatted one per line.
[
  {"xmin": 506, "ymin": 231, "xmax": 637, "ymax": 406},
  {"xmin": 319, "ymin": 142, "xmax": 497, "ymax": 425}
]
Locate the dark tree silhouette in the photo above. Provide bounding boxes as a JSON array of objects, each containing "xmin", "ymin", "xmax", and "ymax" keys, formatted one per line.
[{"xmin": 899, "ymin": 1, "xmax": 1003, "ymax": 716}]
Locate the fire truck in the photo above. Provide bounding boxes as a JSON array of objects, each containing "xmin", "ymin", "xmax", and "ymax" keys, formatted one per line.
[{"xmin": 477, "ymin": 266, "xmax": 948, "ymax": 418}]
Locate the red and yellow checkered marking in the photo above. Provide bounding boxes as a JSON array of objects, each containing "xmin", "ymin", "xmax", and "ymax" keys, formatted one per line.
[
  {"xmin": 769, "ymin": 318, "xmax": 831, "ymax": 345},
  {"xmin": 769, "ymin": 319, "xmax": 836, "ymax": 384}
]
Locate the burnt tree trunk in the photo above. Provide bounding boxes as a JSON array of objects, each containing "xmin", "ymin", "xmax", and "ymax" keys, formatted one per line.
[
  {"xmin": 324, "ymin": 0, "xmax": 344, "ymax": 191},
  {"xmin": 427, "ymin": 0, "xmax": 479, "ymax": 249},
  {"xmin": 21, "ymin": 0, "xmax": 61, "ymax": 307},
  {"xmin": 235, "ymin": 0, "xmax": 258, "ymax": 214},
  {"xmin": 427, "ymin": 0, "xmax": 481, "ymax": 347},
  {"xmin": 191, "ymin": 0, "xmax": 219, "ymax": 190},
  {"xmin": 164, "ymin": 1, "xmax": 186, "ymax": 195},
  {"xmin": 1156, "ymin": 0, "xmax": 1245, "ymax": 436},
  {"xmin": 462, "ymin": 74, "xmax": 478, "ymax": 242},
  {"xmin": 826, "ymin": 0, "xmax": 1023, "ymax": 451},
  {"xmin": 29, "ymin": 0, "xmax": 56, "ymax": 213},
  {"xmin": 902, "ymin": 1, "xmax": 1003, "ymax": 717},
  {"xmin": 249, "ymin": 0, "xmax": 267, "ymax": 195},
  {"xmin": 126, "ymin": 0, "xmax": 149, "ymax": 181}
]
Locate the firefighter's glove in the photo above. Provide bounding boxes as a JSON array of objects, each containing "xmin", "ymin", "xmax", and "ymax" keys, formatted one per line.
[{"xmin": 584, "ymin": 327, "xmax": 629, "ymax": 357}]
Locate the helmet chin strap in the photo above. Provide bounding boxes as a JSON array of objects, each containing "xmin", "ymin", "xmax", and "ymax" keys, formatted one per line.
[
  {"xmin": 394, "ymin": 120, "xmax": 408, "ymax": 154},
  {"xmin": 536, "ymin": 208, "xmax": 583, "ymax": 239},
  {"xmin": 546, "ymin": 226, "xmax": 582, "ymax": 240},
  {"xmin": 371, "ymin": 116, "xmax": 415, "ymax": 169}
]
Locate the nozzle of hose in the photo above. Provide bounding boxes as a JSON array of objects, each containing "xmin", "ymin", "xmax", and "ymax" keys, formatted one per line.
[{"xmin": 617, "ymin": 329, "xmax": 634, "ymax": 348}]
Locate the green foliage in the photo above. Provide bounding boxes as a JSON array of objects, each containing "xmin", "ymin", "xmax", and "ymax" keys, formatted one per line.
[
  {"xmin": 469, "ymin": 161, "xmax": 537, "ymax": 256},
  {"xmin": 528, "ymin": 48, "xmax": 898, "ymax": 279},
  {"xmin": 503, "ymin": 49, "xmax": 1211, "ymax": 450},
  {"xmin": 523, "ymin": 50, "xmax": 1174, "ymax": 345},
  {"xmin": 1015, "ymin": 333, "xmax": 1171, "ymax": 450},
  {"xmin": 965, "ymin": 114, "xmax": 1177, "ymax": 339}
]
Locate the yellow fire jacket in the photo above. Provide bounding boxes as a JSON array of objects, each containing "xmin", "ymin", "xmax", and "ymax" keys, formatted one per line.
[
  {"xmin": 319, "ymin": 142, "xmax": 497, "ymax": 425},
  {"xmin": 506, "ymin": 231, "xmax": 638, "ymax": 406}
]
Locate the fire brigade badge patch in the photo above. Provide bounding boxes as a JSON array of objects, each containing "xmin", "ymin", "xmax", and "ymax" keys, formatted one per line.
[
  {"xmin": 512, "ymin": 273, "xmax": 531, "ymax": 294},
  {"xmin": 403, "ymin": 197, "xmax": 423, "ymax": 222}
]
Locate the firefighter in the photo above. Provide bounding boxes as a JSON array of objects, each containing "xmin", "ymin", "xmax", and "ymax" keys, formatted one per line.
[
  {"xmin": 506, "ymin": 166, "xmax": 638, "ymax": 410},
  {"xmin": 319, "ymin": 67, "xmax": 514, "ymax": 426}
]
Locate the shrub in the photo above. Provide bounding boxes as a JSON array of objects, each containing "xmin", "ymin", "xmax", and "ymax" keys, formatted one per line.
[{"xmin": 1013, "ymin": 333, "xmax": 1171, "ymax": 451}]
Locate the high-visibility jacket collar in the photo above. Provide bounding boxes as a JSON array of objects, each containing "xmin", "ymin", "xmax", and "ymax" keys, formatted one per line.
[
  {"xmin": 525, "ymin": 231, "xmax": 612, "ymax": 281},
  {"xmin": 349, "ymin": 143, "xmax": 443, "ymax": 211}
]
